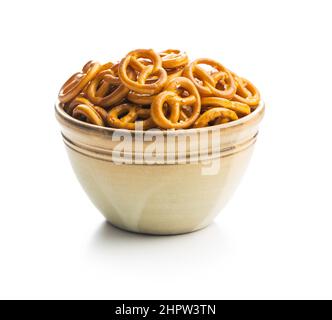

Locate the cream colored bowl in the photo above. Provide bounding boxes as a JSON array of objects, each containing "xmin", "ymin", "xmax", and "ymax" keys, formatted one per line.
[{"xmin": 55, "ymin": 102, "xmax": 264, "ymax": 235}]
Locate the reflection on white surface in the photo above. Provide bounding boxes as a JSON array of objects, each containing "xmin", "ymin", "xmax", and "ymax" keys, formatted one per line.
[{"xmin": 89, "ymin": 221, "xmax": 230, "ymax": 269}]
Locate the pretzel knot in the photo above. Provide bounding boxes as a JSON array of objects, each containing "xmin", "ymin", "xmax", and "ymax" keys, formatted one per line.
[
  {"xmin": 159, "ymin": 49, "xmax": 189, "ymax": 69},
  {"xmin": 107, "ymin": 103, "xmax": 155, "ymax": 130},
  {"xmin": 184, "ymin": 58, "xmax": 236, "ymax": 99},
  {"xmin": 72, "ymin": 104, "xmax": 106, "ymax": 127},
  {"xmin": 59, "ymin": 61, "xmax": 101, "ymax": 103},
  {"xmin": 201, "ymin": 97, "xmax": 251, "ymax": 117},
  {"xmin": 127, "ymin": 66, "xmax": 185, "ymax": 106},
  {"xmin": 194, "ymin": 108, "xmax": 238, "ymax": 128},
  {"xmin": 87, "ymin": 63, "xmax": 133, "ymax": 107},
  {"xmin": 151, "ymin": 77, "xmax": 201, "ymax": 129},
  {"xmin": 232, "ymin": 73, "xmax": 260, "ymax": 107},
  {"xmin": 64, "ymin": 96, "xmax": 94, "ymax": 115},
  {"xmin": 119, "ymin": 49, "xmax": 167, "ymax": 95}
]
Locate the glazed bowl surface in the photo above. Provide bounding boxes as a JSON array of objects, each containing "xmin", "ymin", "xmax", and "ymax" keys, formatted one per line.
[{"xmin": 55, "ymin": 101, "xmax": 265, "ymax": 235}]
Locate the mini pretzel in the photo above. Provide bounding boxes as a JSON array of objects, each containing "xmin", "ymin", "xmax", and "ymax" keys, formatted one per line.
[
  {"xmin": 93, "ymin": 106, "xmax": 108, "ymax": 123},
  {"xmin": 215, "ymin": 117, "xmax": 231, "ymax": 125},
  {"xmin": 166, "ymin": 67, "xmax": 185, "ymax": 82},
  {"xmin": 201, "ymin": 97, "xmax": 251, "ymax": 117},
  {"xmin": 66, "ymin": 96, "xmax": 108, "ymax": 123},
  {"xmin": 88, "ymin": 62, "xmax": 121, "ymax": 97},
  {"xmin": 119, "ymin": 49, "xmax": 167, "ymax": 95},
  {"xmin": 159, "ymin": 49, "xmax": 189, "ymax": 69},
  {"xmin": 129, "ymin": 51, "xmax": 187, "ymax": 76},
  {"xmin": 59, "ymin": 61, "xmax": 101, "ymax": 103},
  {"xmin": 184, "ymin": 58, "xmax": 236, "ymax": 99},
  {"xmin": 127, "ymin": 67, "xmax": 185, "ymax": 105},
  {"xmin": 107, "ymin": 103, "xmax": 155, "ymax": 130},
  {"xmin": 194, "ymin": 108, "xmax": 238, "ymax": 128},
  {"xmin": 72, "ymin": 104, "xmax": 105, "ymax": 126},
  {"xmin": 127, "ymin": 91, "xmax": 155, "ymax": 105},
  {"xmin": 65, "ymin": 96, "xmax": 94, "ymax": 115},
  {"xmin": 59, "ymin": 49, "xmax": 262, "ymax": 130},
  {"xmin": 86, "ymin": 66, "xmax": 134, "ymax": 107},
  {"xmin": 151, "ymin": 77, "xmax": 201, "ymax": 129},
  {"xmin": 232, "ymin": 74, "xmax": 260, "ymax": 107}
]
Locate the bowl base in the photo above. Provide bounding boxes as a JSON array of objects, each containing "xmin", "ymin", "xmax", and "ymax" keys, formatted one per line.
[{"xmin": 106, "ymin": 219, "xmax": 212, "ymax": 236}]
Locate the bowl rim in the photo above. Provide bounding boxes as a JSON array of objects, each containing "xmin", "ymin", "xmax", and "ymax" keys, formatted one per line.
[{"xmin": 55, "ymin": 100, "xmax": 265, "ymax": 136}]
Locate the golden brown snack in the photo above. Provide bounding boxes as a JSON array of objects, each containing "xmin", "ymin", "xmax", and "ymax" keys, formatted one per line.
[
  {"xmin": 194, "ymin": 108, "xmax": 238, "ymax": 128},
  {"xmin": 65, "ymin": 96, "xmax": 94, "ymax": 115},
  {"xmin": 151, "ymin": 77, "xmax": 201, "ymax": 129},
  {"xmin": 107, "ymin": 103, "xmax": 155, "ymax": 130},
  {"xmin": 127, "ymin": 91, "xmax": 155, "ymax": 105},
  {"xmin": 166, "ymin": 67, "xmax": 185, "ymax": 82},
  {"xmin": 72, "ymin": 104, "xmax": 105, "ymax": 126},
  {"xmin": 58, "ymin": 49, "xmax": 261, "ymax": 130},
  {"xmin": 93, "ymin": 106, "xmax": 108, "ymax": 123},
  {"xmin": 232, "ymin": 74, "xmax": 260, "ymax": 107},
  {"xmin": 201, "ymin": 97, "xmax": 251, "ymax": 117},
  {"xmin": 159, "ymin": 49, "xmax": 189, "ymax": 69},
  {"xmin": 59, "ymin": 61, "xmax": 101, "ymax": 103},
  {"xmin": 119, "ymin": 49, "xmax": 167, "ymax": 95},
  {"xmin": 88, "ymin": 62, "xmax": 122, "ymax": 97},
  {"xmin": 183, "ymin": 58, "xmax": 236, "ymax": 99},
  {"xmin": 127, "ymin": 67, "xmax": 185, "ymax": 105},
  {"xmin": 86, "ymin": 68, "xmax": 131, "ymax": 107}
]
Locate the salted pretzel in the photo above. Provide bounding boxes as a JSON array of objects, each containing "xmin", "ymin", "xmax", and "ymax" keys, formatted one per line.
[
  {"xmin": 93, "ymin": 106, "xmax": 108, "ymax": 123},
  {"xmin": 232, "ymin": 73, "xmax": 260, "ymax": 107},
  {"xmin": 201, "ymin": 97, "xmax": 251, "ymax": 117},
  {"xmin": 126, "ymin": 50, "xmax": 188, "ymax": 72},
  {"xmin": 64, "ymin": 96, "xmax": 94, "ymax": 115},
  {"xmin": 159, "ymin": 49, "xmax": 189, "ymax": 69},
  {"xmin": 127, "ymin": 66, "xmax": 185, "ymax": 105},
  {"xmin": 215, "ymin": 118, "xmax": 231, "ymax": 125},
  {"xmin": 72, "ymin": 104, "xmax": 105, "ymax": 126},
  {"xmin": 67, "ymin": 96, "xmax": 108, "ymax": 124},
  {"xmin": 183, "ymin": 58, "xmax": 236, "ymax": 99},
  {"xmin": 194, "ymin": 108, "xmax": 238, "ymax": 128},
  {"xmin": 59, "ymin": 49, "xmax": 261, "ymax": 130},
  {"xmin": 107, "ymin": 103, "xmax": 155, "ymax": 130},
  {"xmin": 59, "ymin": 61, "xmax": 101, "ymax": 103},
  {"xmin": 86, "ymin": 65, "xmax": 134, "ymax": 107},
  {"xmin": 127, "ymin": 91, "xmax": 155, "ymax": 105},
  {"xmin": 166, "ymin": 67, "xmax": 185, "ymax": 82},
  {"xmin": 87, "ymin": 62, "xmax": 121, "ymax": 96},
  {"xmin": 119, "ymin": 49, "xmax": 167, "ymax": 95},
  {"xmin": 151, "ymin": 77, "xmax": 201, "ymax": 129}
]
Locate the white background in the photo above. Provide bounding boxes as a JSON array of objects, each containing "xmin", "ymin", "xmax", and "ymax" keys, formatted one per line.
[{"xmin": 0, "ymin": 0, "xmax": 331, "ymax": 300}]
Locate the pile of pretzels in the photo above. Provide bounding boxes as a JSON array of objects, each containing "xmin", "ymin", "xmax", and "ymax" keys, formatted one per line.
[{"xmin": 58, "ymin": 49, "xmax": 260, "ymax": 130}]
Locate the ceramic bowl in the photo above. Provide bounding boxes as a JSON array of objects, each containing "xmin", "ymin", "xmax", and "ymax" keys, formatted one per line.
[{"xmin": 55, "ymin": 102, "xmax": 264, "ymax": 235}]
